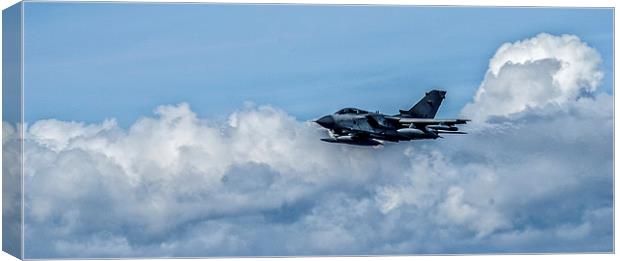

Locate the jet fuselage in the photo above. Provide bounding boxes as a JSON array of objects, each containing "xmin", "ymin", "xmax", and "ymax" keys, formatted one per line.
[{"xmin": 314, "ymin": 90, "xmax": 468, "ymax": 146}]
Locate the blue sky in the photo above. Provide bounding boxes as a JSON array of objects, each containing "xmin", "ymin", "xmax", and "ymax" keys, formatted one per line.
[{"xmin": 22, "ymin": 3, "xmax": 613, "ymax": 127}]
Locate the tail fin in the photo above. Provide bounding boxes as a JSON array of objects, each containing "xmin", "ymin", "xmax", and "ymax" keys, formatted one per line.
[{"xmin": 399, "ymin": 90, "xmax": 446, "ymax": 118}]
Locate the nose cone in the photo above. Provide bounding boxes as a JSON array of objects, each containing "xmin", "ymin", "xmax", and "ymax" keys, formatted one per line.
[{"xmin": 315, "ymin": 115, "xmax": 335, "ymax": 128}]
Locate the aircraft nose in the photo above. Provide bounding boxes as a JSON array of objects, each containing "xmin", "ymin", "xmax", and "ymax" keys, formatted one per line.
[{"xmin": 315, "ymin": 115, "xmax": 335, "ymax": 128}]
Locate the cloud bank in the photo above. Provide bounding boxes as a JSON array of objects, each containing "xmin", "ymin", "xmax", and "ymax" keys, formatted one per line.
[
  {"xmin": 5, "ymin": 33, "xmax": 611, "ymax": 258},
  {"xmin": 461, "ymin": 33, "xmax": 604, "ymax": 121}
]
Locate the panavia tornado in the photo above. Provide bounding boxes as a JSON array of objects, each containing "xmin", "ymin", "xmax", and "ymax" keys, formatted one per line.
[{"xmin": 314, "ymin": 90, "xmax": 469, "ymax": 146}]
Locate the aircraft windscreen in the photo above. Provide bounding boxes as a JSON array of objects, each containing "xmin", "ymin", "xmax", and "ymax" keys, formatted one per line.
[{"xmin": 335, "ymin": 108, "xmax": 368, "ymax": 115}]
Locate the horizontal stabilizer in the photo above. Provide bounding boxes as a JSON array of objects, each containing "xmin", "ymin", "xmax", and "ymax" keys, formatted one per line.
[
  {"xmin": 399, "ymin": 118, "xmax": 470, "ymax": 125},
  {"xmin": 435, "ymin": 131, "xmax": 467, "ymax": 134}
]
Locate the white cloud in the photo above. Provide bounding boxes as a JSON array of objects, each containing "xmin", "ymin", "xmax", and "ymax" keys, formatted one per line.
[
  {"xmin": 28, "ymin": 118, "xmax": 117, "ymax": 152},
  {"xmin": 14, "ymin": 33, "xmax": 612, "ymax": 258},
  {"xmin": 461, "ymin": 33, "xmax": 604, "ymax": 121},
  {"xmin": 2, "ymin": 121, "xmax": 16, "ymax": 146},
  {"xmin": 2, "ymin": 121, "xmax": 22, "ymax": 256},
  {"xmin": 20, "ymin": 100, "xmax": 612, "ymax": 257}
]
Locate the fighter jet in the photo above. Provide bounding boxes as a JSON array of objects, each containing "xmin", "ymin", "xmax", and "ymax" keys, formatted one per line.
[{"xmin": 314, "ymin": 90, "xmax": 469, "ymax": 146}]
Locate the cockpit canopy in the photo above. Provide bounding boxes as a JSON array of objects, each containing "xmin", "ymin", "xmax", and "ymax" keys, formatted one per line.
[{"xmin": 335, "ymin": 108, "xmax": 369, "ymax": 115}]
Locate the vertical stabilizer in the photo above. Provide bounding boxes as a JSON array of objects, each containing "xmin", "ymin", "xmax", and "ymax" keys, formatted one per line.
[{"xmin": 400, "ymin": 90, "xmax": 446, "ymax": 118}]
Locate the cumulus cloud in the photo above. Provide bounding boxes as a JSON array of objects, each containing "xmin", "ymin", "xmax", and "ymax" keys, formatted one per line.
[
  {"xmin": 461, "ymin": 33, "xmax": 604, "ymax": 121},
  {"xmin": 14, "ymin": 33, "xmax": 612, "ymax": 258},
  {"xmin": 2, "ymin": 121, "xmax": 22, "ymax": 256}
]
